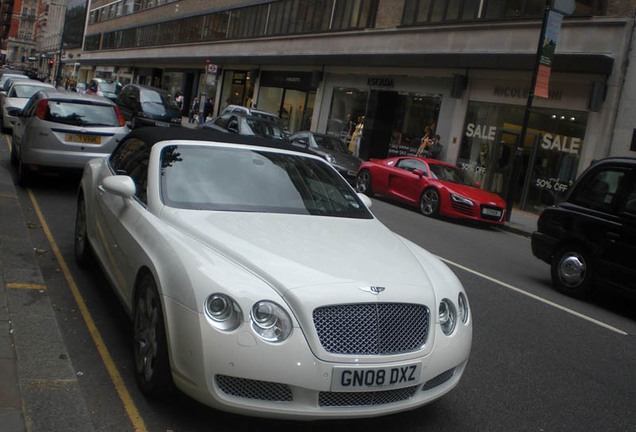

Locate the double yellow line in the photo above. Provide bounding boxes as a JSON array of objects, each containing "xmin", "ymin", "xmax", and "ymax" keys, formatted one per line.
[{"xmin": 13, "ymin": 156, "xmax": 148, "ymax": 431}]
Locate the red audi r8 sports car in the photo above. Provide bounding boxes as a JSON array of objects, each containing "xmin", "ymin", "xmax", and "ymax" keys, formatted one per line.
[{"xmin": 356, "ymin": 156, "xmax": 507, "ymax": 225}]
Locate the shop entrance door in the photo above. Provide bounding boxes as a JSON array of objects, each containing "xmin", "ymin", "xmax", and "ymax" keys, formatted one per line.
[
  {"xmin": 485, "ymin": 131, "xmax": 517, "ymax": 199},
  {"xmin": 486, "ymin": 129, "xmax": 538, "ymax": 209},
  {"xmin": 360, "ymin": 90, "xmax": 398, "ymax": 160}
]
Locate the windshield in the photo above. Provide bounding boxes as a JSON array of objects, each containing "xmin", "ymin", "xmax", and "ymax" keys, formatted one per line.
[
  {"xmin": 245, "ymin": 118, "xmax": 287, "ymax": 141},
  {"xmin": 98, "ymin": 82, "xmax": 121, "ymax": 93},
  {"xmin": 160, "ymin": 145, "xmax": 372, "ymax": 218},
  {"xmin": 43, "ymin": 101, "xmax": 121, "ymax": 127},
  {"xmin": 140, "ymin": 89, "xmax": 180, "ymax": 109},
  {"xmin": 429, "ymin": 163, "xmax": 478, "ymax": 187},
  {"xmin": 11, "ymin": 84, "xmax": 51, "ymax": 99},
  {"xmin": 313, "ymin": 135, "xmax": 349, "ymax": 153}
]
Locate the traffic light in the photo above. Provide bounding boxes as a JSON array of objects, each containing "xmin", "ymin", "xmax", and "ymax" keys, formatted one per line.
[{"xmin": 48, "ymin": 59, "xmax": 53, "ymax": 69}]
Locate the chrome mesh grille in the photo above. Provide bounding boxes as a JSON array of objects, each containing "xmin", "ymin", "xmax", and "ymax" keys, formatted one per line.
[
  {"xmin": 319, "ymin": 385, "xmax": 418, "ymax": 407},
  {"xmin": 215, "ymin": 375, "xmax": 292, "ymax": 401},
  {"xmin": 313, "ymin": 303, "xmax": 429, "ymax": 355}
]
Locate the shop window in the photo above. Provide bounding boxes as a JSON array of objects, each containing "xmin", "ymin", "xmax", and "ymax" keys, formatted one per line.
[
  {"xmin": 458, "ymin": 101, "xmax": 588, "ymax": 214},
  {"xmin": 327, "ymin": 88, "xmax": 369, "ymax": 143}
]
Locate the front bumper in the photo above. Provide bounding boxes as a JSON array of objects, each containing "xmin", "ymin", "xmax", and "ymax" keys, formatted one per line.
[
  {"xmin": 531, "ymin": 231, "xmax": 558, "ymax": 264},
  {"xmin": 163, "ymin": 297, "xmax": 472, "ymax": 420}
]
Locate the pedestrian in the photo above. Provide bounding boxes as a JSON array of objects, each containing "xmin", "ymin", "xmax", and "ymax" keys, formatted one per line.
[
  {"xmin": 189, "ymin": 97, "xmax": 199, "ymax": 124},
  {"xmin": 175, "ymin": 92, "xmax": 184, "ymax": 112},
  {"xmin": 429, "ymin": 134, "xmax": 443, "ymax": 159},
  {"xmin": 201, "ymin": 97, "xmax": 214, "ymax": 125}
]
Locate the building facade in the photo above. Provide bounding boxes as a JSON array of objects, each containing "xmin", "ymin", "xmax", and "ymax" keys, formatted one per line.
[
  {"xmin": 71, "ymin": 0, "xmax": 636, "ymax": 214},
  {"xmin": 1, "ymin": 0, "xmax": 39, "ymax": 69}
]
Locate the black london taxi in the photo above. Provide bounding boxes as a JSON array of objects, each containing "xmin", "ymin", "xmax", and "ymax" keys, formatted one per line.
[{"xmin": 531, "ymin": 157, "xmax": 636, "ymax": 298}]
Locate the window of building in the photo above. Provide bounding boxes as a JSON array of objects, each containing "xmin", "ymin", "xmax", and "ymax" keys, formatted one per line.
[{"xmin": 402, "ymin": 0, "xmax": 607, "ymax": 25}]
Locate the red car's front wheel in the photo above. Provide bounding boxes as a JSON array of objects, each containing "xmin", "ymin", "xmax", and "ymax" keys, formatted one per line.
[{"xmin": 420, "ymin": 188, "xmax": 440, "ymax": 217}]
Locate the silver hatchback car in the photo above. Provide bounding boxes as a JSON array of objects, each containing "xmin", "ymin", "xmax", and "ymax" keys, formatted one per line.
[{"xmin": 10, "ymin": 90, "xmax": 130, "ymax": 185}]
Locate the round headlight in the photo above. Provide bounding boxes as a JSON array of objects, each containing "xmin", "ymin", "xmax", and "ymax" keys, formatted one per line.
[
  {"xmin": 458, "ymin": 292, "xmax": 470, "ymax": 324},
  {"xmin": 439, "ymin": 299, "xmax": 457, "ymax": 335},
  {"xmin": 250, "ymin": 301, "xmax": 292, "ymax": 342},
  {"xmin": 204, "ymin": 293, "xmax": 242, "ymax": 331}
]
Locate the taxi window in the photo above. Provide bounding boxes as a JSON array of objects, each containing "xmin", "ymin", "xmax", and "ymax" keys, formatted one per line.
[{"xmin": 570, "ymin": 168, "xmax": 626, "ymax": 212}]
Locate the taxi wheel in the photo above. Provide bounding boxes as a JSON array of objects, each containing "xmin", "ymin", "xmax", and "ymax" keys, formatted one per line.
[
  {"xmin": 74, "ymin": 195, "xmax": 94, "ymax": 266},
  {"xmin": 551, "ymin": 245, "xmax": 593, "ymax": 299},
  {"xmin": 420, "ymin": 188, "xmax": 440, "ymax": 217},
  {"xmin": 133, "ymin": 273, "xmax": 173, "ymax": 397},
  {"xmin": 356, "ymin": 169, "xmax": 373, "ymax": 196}
]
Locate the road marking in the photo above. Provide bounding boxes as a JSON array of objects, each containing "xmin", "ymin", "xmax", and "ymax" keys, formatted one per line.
[
  {"xmin": 6, "ymin": 282, "xmax": 46, "ymax": 290},
  {"xmin": 27, "ymin": 189, "xmax": 149, "ymax": 432},
  {"xmin": 437, "ymin": 256, "xmax": 629, "ymax": 336}
]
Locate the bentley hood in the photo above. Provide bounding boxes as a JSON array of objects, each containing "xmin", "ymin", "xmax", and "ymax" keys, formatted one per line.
[{"xmin": 160, "ymin": 208, "xmax": 447, "ymax": 295}]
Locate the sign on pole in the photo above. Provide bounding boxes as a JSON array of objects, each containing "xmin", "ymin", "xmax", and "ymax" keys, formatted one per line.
[{"xmin": 535, "ymin": 10, "xmax": 564, "ymax": 99}]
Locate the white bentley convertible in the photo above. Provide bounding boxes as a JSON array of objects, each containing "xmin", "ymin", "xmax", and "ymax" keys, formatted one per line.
[{"xmin": 75, "ymin": 127, "xmax": 472, "ymax": 419}]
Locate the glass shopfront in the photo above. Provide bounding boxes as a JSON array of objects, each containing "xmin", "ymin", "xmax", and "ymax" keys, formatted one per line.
[
  {"xmin": 326, "ymin": 87, "xmax": 441, "ymax": 160},
  {"xmin": 219, "ymin": 70, "xmax": 256, "ymax": 113},
  {"xmin": 458, "ymin": 101, "xmax": 588, "ymax": 213}
]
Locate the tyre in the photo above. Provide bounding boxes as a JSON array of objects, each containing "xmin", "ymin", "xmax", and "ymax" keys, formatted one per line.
[
  {"xmin": 551, "ymin": 245, "xmax": 593, "ymax": 298},
  {"xmin": 356, "ymin": 169, "xmax": 373, "ymax": 196},
  {"xmin": 133, "ymin": 273, "xmax": 173, "ymax": 397},
  {"xmin": 420, "ymin": 188, "xmax": 440, "ymax": 217},
  {"xmin": 74, "ymin": 195, "xmax": 94, "ymax": 266}
]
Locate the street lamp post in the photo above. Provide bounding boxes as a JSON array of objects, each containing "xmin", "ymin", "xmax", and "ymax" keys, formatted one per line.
[{"xmin": 52, "ymin": 1, "xmax": 67, "ymax": 88}]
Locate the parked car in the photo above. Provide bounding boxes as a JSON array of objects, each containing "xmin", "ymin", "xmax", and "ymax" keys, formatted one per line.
[
  {"xmin": 85, "ymin": 77, "xmax": 122, "ymax": 101},
  {"xmin": 74, "ymin": 126, "xmax": 472, "ymax": 420},
  {"xmin": 221, "ymin": 104, "xmax": 288, "ymax": 134},
  {"xmin": 531, "ymin": 157, "xmax": 636, "ymax": 299},
  {"xmin": 290, "ymin": 131, "xmax": 363, "ymax": 184},
  {"xmin": 115, "ymin": 83, "xmax": 181, "ymax": 128},
  {"xmin": 10, "ymin": 90, "xmax": 129, "ymax": 185},
  {"xmin": 203, "ymin": 112, "xmax": 288, "ymax": 142},
  {"xmin": 356, "ymin": 156, "xmax": 507, "ymax": 225},
  {"xmin": 1, "ymin": 80, "xmax": 56, "ymax": 133},
  {"xmin": 0, "ymin": 72, "xmax": 27, "ymax": 90}
]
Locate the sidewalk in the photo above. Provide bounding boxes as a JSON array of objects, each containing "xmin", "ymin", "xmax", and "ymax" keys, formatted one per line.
[
  {"xmin": 0, "ymin": 132, "xmax": 537, "ymax": 431},
  {"xmin": 0, "ymin": 143, "xmax": 95, "ymax": 432}
]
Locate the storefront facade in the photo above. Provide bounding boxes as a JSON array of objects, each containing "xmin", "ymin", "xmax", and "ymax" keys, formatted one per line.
[
  {"xmin": 458, "ymin": 74, "xmax": 596, "ymax": 213},
  {"xmin": 317, "ymin": 71, "xmax": 457, "ymax": 161}
]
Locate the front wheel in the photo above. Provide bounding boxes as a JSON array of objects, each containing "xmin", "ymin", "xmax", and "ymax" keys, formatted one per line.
[
  {"xmin": 356, "ymin": 169, "xmax": 373, "ymax": 196},
  {"xmin": 133, "ymin": 274, "xmax": 173, "ymax": 397},
  {"xmin": 551, "ymin": 245, "xmax": 593, "ymax": 298},
  {"xmin": 420, "ymin": 188, "xmax": 440, "ymax": 217}
]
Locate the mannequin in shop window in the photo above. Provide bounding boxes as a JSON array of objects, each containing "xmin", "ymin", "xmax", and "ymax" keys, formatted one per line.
[{"xmin": 348, "ymin": 116, "xmax": 364, "ymax": 157}]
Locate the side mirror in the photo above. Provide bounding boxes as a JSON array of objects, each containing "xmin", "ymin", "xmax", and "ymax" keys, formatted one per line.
[
  {"xmin": 357, "ymin": 193, "xmax": 373, "ymax": 208},
  {"xmin": 475, "ymin": 181, "xmax": 481, "ymax": 188},
  {"xmin": 412, "ymin": 169, "xmax": 424, "ymax": 178},
  {"xmin": 228, "ymin": 125, "xmax": 239, "ymax": 134},
  {"xmin": 102, "ymin": 175, "xmax": 136, "ymax": 198}
]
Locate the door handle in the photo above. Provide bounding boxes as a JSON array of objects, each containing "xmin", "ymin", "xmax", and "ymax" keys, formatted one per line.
[{"xmin": 607, "ymin": 232, "xmax": 620, "ymax": 243}]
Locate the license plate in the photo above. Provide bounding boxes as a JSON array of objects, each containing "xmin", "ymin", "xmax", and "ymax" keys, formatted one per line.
[
  {"xmin": 155, "ymin": 121, "xmax": 170, "ymax": 127},
  {"xmin": 482, "ymin": 208, "xmax": 502, "ymax": 217},
  {"xmin": 65, "ymin": 134, "xmax": 101, "ymax": 144},
  {"xmin": 331, "ymin": 363, "xmax": 422, "ymax": 391}
]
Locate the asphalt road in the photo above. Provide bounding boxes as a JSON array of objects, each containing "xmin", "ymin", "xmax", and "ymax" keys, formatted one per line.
[{"xmin": 11, "ymin": 166, "xmax": 636, "ymax": 432}]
